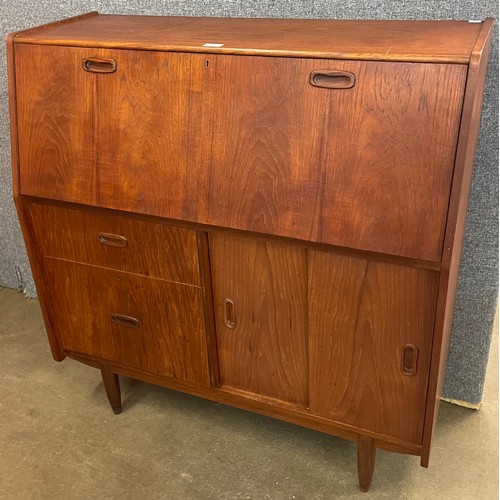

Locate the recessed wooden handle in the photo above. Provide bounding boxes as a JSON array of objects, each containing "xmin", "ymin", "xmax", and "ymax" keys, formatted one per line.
[
  {"xmin": 223, "ymin": 298, "xmax": 236, "ymax": 329},
  {"xmin": 111, "ymin": 314, "xmax": 140, "ymax": 328},
  {"xmin": 98, "ymin": 233, "xmax": 128, "ymax": 248},
  {"xmin": 402, "ymin": 344, "xmax": 419, "ymax": 376},
  {"xmin": 83, "ymin": 57, "xmax": 116, "ymax": 74},
  {"xmin": 310, "ymin": 70, "xmax": 355, "ymax": 89}
]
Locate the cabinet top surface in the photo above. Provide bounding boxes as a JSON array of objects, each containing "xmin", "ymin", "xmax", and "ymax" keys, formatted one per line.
[{"xmin": 13, "ymin": 12, "xmax": 484, "ymax": 63}]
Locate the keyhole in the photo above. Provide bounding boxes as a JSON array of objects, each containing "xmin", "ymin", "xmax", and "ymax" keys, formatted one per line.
[{"xmin": 205, "ymin": 60, "xmax": 210, "ymax": 67}]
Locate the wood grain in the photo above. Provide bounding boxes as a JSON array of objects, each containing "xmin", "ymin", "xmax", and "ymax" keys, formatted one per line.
[
  {"xmin": 420, "ymin": 18, "xmax": 495, "ymax": 467},
  {"xmin": 96, "ymin": 49, "xmax": 213, "ymax": 221},
  {"xmin": 208, "ymin": 56, "xmax": 327, "ymax": 243},
  {"xmin": 27, "ymin": 200, "xmax": 201, "ymax": 286},
  {"xmin": 13, "ymin": 14, "xmax": 483, "ymax": 64},
  {"xmin": 210, "ymin": 234, "xmax": 308, "ymax": 406},
  {"xmin": 44, "ymin": 258, "xmax": 211, "ymax": 386},
  {"xmin": 208, "ymin": 56, "xmax": 466, "ymax": 261},
  {"xmin": 15, "ymin": 44, "xmax": 96, "ymax": 205},
  {"xmin": 308, "ymin": 249, "xmax": 439, "ymax": 444},
  {"xmin": 7, "ymin": 36, "xmax": 66, "ymax": 360}
]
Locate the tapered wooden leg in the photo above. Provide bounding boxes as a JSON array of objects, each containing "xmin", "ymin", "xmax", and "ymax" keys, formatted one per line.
[
  {"xmin": 357, "ymin": 436, "xmax": 376, "ymax": 492},
  {"xmin": 101, "ymin": 367, "xmax": 122, "ymax": 415}
]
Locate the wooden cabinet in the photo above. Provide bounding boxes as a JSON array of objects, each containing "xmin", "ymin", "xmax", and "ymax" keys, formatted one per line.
[{"xmin": 7, "ymin": 13, "xmax": 493, "ymax": 492}]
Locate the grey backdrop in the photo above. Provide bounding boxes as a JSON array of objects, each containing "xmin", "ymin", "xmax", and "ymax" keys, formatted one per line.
[{"xmin": 0, "ymin": 1, "xmax": 498, "ymax": 405}]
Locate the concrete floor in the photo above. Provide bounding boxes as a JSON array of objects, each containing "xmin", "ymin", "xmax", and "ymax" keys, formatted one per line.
[{"xmin": 0, "ymin": 286, "xmax": 497, "ymax": 500}]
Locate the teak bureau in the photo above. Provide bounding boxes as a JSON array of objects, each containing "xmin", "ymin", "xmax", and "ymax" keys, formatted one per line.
[{"xmin": 7, "ymin": 13, "xmax": 493, "ymax": 491}]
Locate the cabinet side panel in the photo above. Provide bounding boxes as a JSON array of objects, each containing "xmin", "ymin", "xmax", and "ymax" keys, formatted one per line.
[
  {"xmin": 8, "ymin": 38, "xmax": 65, "ymax": 360},
  {"xmin": 7, "ymin": 35, "xmax": 20, "ymax": 197},
  {"xmin": 421, "ymin": 19, "xmax": 495, "ymax": 466},
  {"xmin": 15, "ymin": 44, "xmax": 96, "ymax": 204},
  {"xmin": 210, "ymin": 233, "xmax": 308, "ymax": 406},
  {"xmin": 308, "ymin": 250, "xmax": 439, "ymax": 444}
]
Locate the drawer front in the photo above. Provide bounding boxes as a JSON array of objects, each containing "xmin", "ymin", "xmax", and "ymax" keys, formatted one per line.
[
  {"xmin": 207, "ymin": 56, "xmax": 467, "ymax": 261},
  {"xmin": 44, "ymin": 258, "xmax": 210, "ymax": 386},
  {"xmin": 28, "ymin": 201, "xmax": 200, "ymax": 286}
]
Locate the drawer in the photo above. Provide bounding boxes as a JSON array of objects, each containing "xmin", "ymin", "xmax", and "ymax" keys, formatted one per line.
[
  {"xmin": 27, "ymin": 201, "xmax": 201, "ymax": 286},
  {"xmin": 44, "ymin": 258, "xmax": 211, "ymax": 386}
]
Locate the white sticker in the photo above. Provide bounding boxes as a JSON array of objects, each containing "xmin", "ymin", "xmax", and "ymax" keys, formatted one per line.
[
  {"xmin": 468, "ymin": 20, "xmax": 481, "ymax": 23},
  {"xmin": 203, "ymin": 43, "xmax": 224, "ymax": 47}
]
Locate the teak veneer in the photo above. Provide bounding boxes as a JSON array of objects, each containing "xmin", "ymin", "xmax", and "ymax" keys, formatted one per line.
[{"xmin": 7, "ymin": 13, "xmax": 493, "ymax": 492}]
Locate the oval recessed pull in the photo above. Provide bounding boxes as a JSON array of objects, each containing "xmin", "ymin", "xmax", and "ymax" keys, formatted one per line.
[
  {"xmin": 223, "ymin": 298, "xmax": 236, "ymax": 329},
  {"xmin": 402, "ymin": 344, "xmax": 419, "ymax": 376},
  {"xmin": 82, "ymin": 57, "xmax": 117, "ymax": 74},
  {"xmin": 111, "ymin": 314, "xmax": 140, "ymax": 329},
  {"xmin": 310, "ymin": 70, "xmax": 356, "ymax": 89},
  {"xmin": 98, "ymin": 233, "xmax": 128, "ymax": 248}
]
